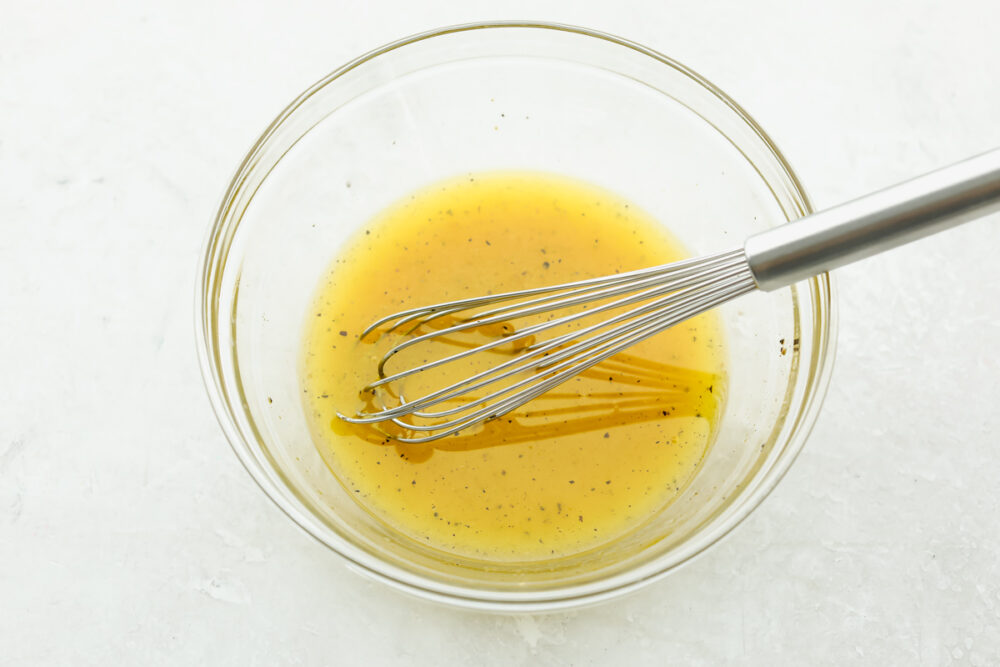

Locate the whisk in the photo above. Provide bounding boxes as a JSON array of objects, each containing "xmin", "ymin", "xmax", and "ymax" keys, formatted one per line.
[{"xmin": 339, "ymin": 149, "xmax": 1000, "ymax": 442}]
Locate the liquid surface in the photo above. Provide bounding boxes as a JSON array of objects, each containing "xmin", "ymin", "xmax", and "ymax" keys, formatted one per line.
[{"xmin": 302, "ymin": 172, "xmax": 726, "ymax": 561}]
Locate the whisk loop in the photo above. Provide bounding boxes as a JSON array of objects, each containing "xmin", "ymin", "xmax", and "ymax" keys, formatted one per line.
[{"xmin": 338, "ymin": 248, "xmax": 757, "ymax": 442}]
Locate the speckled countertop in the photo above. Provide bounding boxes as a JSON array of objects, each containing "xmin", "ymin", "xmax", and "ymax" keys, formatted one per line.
[{"xmin": 2, "ymin": 1, "xmax": 999, "ymax": 664}]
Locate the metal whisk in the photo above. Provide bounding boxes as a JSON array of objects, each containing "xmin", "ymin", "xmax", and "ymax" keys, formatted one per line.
[{"xmin": 339, "ymin": 149, "xmax": 1000, "ymax": 442}]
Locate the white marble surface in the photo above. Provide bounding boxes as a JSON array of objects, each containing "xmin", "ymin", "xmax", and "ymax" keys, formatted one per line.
[{"xmin": 2, "ymin": 1, "xmax": 999, "ymax": 664}]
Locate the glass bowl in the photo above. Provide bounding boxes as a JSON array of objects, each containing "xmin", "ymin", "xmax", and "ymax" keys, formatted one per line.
[{"xmin": 196, "ymin": 21, "xmax": 836, "ymax": 612}]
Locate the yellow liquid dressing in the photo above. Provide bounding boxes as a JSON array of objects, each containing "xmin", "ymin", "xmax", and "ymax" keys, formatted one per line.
[{"xmin": 302, "ymin": 172, "xmax": 726, "ymax": 561}]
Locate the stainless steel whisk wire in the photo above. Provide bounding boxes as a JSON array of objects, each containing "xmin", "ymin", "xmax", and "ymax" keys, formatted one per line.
[{"xmin": 339, "ymin": 149, "xmax": 1000, "ymax": 443}]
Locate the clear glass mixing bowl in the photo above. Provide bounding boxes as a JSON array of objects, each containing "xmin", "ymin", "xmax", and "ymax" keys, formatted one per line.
[{"xmin": 196, "ymin": 21, "xmax": 836, "ymax": 611}]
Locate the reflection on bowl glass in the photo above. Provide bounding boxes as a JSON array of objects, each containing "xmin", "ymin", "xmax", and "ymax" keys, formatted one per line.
[{"xmin": 196, "ymin": 21, "xmax": 836, "ymax": 612}]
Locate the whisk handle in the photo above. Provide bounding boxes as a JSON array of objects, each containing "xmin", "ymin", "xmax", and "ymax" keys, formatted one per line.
[{"xmin": 744, "ymin": 148, "xmax": 1000, "ymax": 291}]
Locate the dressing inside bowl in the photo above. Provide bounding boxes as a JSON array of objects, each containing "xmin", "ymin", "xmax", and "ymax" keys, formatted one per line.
[
  {"xmin": 303, "ymin": 170, "xmax": 729, "ymax": 562},
  {"xmin": 196, "ymin": 21, "xmax": 836, "ymax": 611}
]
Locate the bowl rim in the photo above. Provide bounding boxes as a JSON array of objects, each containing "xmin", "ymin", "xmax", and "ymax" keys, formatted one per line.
[{"xmin": 195, "ymin": 19, "xmax": 838, "ymax": 612}]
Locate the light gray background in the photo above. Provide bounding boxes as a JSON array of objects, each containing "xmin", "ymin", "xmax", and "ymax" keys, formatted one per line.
[{"xmin": 2, "ymin": 1, "xmax": 999, "ymax": 664}]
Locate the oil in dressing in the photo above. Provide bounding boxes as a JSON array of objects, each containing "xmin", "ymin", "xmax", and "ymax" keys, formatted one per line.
[{"xmin": 302, "ymin": 172, "xmax": 726, "ymax": 561}]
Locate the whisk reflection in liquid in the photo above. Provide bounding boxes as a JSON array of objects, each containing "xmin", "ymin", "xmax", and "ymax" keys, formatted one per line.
[{"xmin": 335, "ymin": 343, "xmax": 720, "ymax": 462}]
